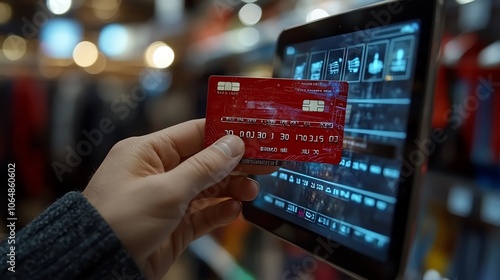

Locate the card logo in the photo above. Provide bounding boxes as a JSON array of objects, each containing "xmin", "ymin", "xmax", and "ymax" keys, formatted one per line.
[{"xmin": 217, "ymin": 81, "xmax": 240, "ymax": 92}]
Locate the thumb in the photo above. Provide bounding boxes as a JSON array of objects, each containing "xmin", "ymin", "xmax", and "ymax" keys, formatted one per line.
[{"xmin": 156, "ymin": 135, "xmax": 245, "ymax": 203}]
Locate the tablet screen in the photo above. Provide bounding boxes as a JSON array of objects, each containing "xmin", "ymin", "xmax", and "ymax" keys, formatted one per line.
[{"xmin": 252, "ymin": 20, "xmax": 421, "ymax": 261}]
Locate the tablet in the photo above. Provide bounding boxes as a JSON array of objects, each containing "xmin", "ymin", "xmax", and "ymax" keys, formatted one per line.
[{"xmin": 242, "ymin": 1, "xmax": 443, "ymax": 279}]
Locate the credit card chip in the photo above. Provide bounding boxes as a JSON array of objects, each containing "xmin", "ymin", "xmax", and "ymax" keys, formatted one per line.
[
  {"xmin": 217, "ymin": 81, "xmax": 240, "ymax": 92},
  {"xmin": 303, "ymin": 100, "xmax": 325, "ymax": 112}
]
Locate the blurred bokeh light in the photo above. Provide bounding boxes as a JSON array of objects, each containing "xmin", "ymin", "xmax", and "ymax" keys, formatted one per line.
[
  {"xmin": 40, "ymin": 19, "xmax": 82, "ymax": 59},
  {"xmin": 2, "ymin": 35, "xmax": 26, "ymax": 61},
  {"xmin": 46, "ymin": 0, "xmax": 72, "ymax": 15},
  {"xmin": 73, "ymin": 41, "xmax": 99, "ymax": 67}
]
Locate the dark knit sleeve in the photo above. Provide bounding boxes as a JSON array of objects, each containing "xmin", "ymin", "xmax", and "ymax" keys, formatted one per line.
[{"xmin": 0, "ymin": 192, "xmax": 145, "ymax": 280}]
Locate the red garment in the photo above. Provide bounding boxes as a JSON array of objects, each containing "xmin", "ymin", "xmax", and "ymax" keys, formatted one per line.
[
  {"xmin": 455, "ymin": 39, "xmax": 486, "ymax": 155},
  {"xmin": 432, "ymin": 65, "xmax": 451, "ymax": 129},
  {"xmin": 486, "ymin": 68, "xmax": 500, "ymax": 163},
  {"xmin": 456, "ymin": 41, "xmax": 500, "ymax": 165},
  {"xmin": 11, "ymin": 76, "xmax": 48, "ymax": 196},
  {"xmin": 432, "ymin": 35, "xmax": 453, "ymax": 129}
]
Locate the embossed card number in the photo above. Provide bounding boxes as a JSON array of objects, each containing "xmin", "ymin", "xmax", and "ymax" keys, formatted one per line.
[{"xmin": 204, "ymin": 76, "xmax": 349, "ymax": 165}]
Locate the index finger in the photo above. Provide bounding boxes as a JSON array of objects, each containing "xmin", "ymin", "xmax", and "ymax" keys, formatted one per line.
[
  {"xmin": 148, "ymin": 119, "xmax": 280, "ymax": 175},
  {"xmin": 234, "ymin": 164, "xmax": 280, "ymax": 175}
]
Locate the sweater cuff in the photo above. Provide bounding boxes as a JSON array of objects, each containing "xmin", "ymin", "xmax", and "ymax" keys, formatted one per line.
[{"xmin": 2, "ymin": 191, "xmax": 145, "ymax": 280}]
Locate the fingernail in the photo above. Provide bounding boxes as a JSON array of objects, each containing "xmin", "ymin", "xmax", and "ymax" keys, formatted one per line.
[
  {"xmin": 229, "ymin": 165, "xmax": 245, "ymax": 176},
  {"xmin": 215, "ymin": 136, "xmax": 244, "ymax": 158},
  {"xmin": 220, "ymin": 200, "xmax": 242, "ymax": 223},
  {"xmin": 248, "ymin": 178, "xmax": 260, "ymax": 190}
]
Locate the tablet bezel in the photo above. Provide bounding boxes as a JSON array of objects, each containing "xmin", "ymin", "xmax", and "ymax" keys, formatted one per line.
[{"xmin": 242, "ymin": 1, "xmax": 443, "ymax": 279}]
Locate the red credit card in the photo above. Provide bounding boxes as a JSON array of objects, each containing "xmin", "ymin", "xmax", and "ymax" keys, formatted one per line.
[{"xmin": 204, "ymin": 76, "xmax": 349, "ymax": 165}]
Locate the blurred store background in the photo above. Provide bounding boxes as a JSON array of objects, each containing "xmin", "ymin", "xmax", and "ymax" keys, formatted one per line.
[{"xmin": 0, "ymin": 0, "xmax": 499, "ymax": 279}]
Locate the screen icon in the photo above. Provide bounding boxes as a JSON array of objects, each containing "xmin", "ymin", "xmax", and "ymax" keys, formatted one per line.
[
  {"xmin": 317, "ymin": 215, "xmax": 330, "ymax": 227},
  {"xmin": 353, "ymin": 230, "xmax": 364, "ymax": 241},
  {"xmin": 362, "ymin": 41, "xmax": 388, "ymax": 82},
  {"xmin": 376, "ymin": 201, "xmax": 388, "ymax": 211},
  {"xmin": 364, "ymin": 197, "xmax": 376, "ymax": 207},
  {"xmin": 368, "ymin": 53, "xmax": 383, "ymax": 75},
  {"xmin": 344, "ymin": 45, "xmax": 365, "ymax": 82},
  {"xmin": 359, "ymin": 163, "xmax": 368, "ymax": 172},
  {"xmin": 292, "ymin": 54, "xmax": 309, "ymax": 80},
  {"xmin": 390, "ymin": 49, "xmax": 407, "ymax": 72},
  {"xmin": 340, "ymin": 190, "xmax": 350, "ymax": 200},
  {"xmin": 348, "ymin": 57, "xmax": 361, "ymax": 73},
  {"xmin": 274, "ymin": 199, "xmax": 285, "ymax": 208},
  {"xmin": 351, "ymin": 193, "xmax": 363, "ymax": 204},
  {"xmin": 309, "ymin": 51, "xmax": 327, "ymax": 80},
  {"xmin": 263, "ymin": 195, "xmax": 274, "ymax": 204},
  {"xmin": 386, "ymin": 36, "xmax": 415, "ymax": 80},
  {"xmin": 310, "ymin": 61, "xmax": 323, "ymax": 80},
  {"xmin": 325, "ymin": 48, "xmax": 345, "ymax": 81},
  {"xmin": 286, "ymin": 203, "xmax": 299, "ymax": 214},
  {"xmin": 305, "ymin": 210, "xmax": 316, "ymax": 222},
  {"xmin": 329, "ymin": 59, "xmax": 341, "ymax": 75},
  {"xmin": 370, "ymin": 165, "xmax": 382, "ymax": 174},
  {"xmin": 339, "ymin": 224, "xmax": 351, "ymax": 236},
  {"xmin": 352, "ymin": 161, "xmax": 360, "ymax": 170},
  {"xmin": 364, "ymin": 234, "xmax": 375, "ymax": 245}
]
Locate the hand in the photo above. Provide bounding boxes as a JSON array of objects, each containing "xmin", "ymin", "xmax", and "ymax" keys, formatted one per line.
[{"xmin": 83, "ymin": 119, "xmax": 276, "ymax": 280}]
